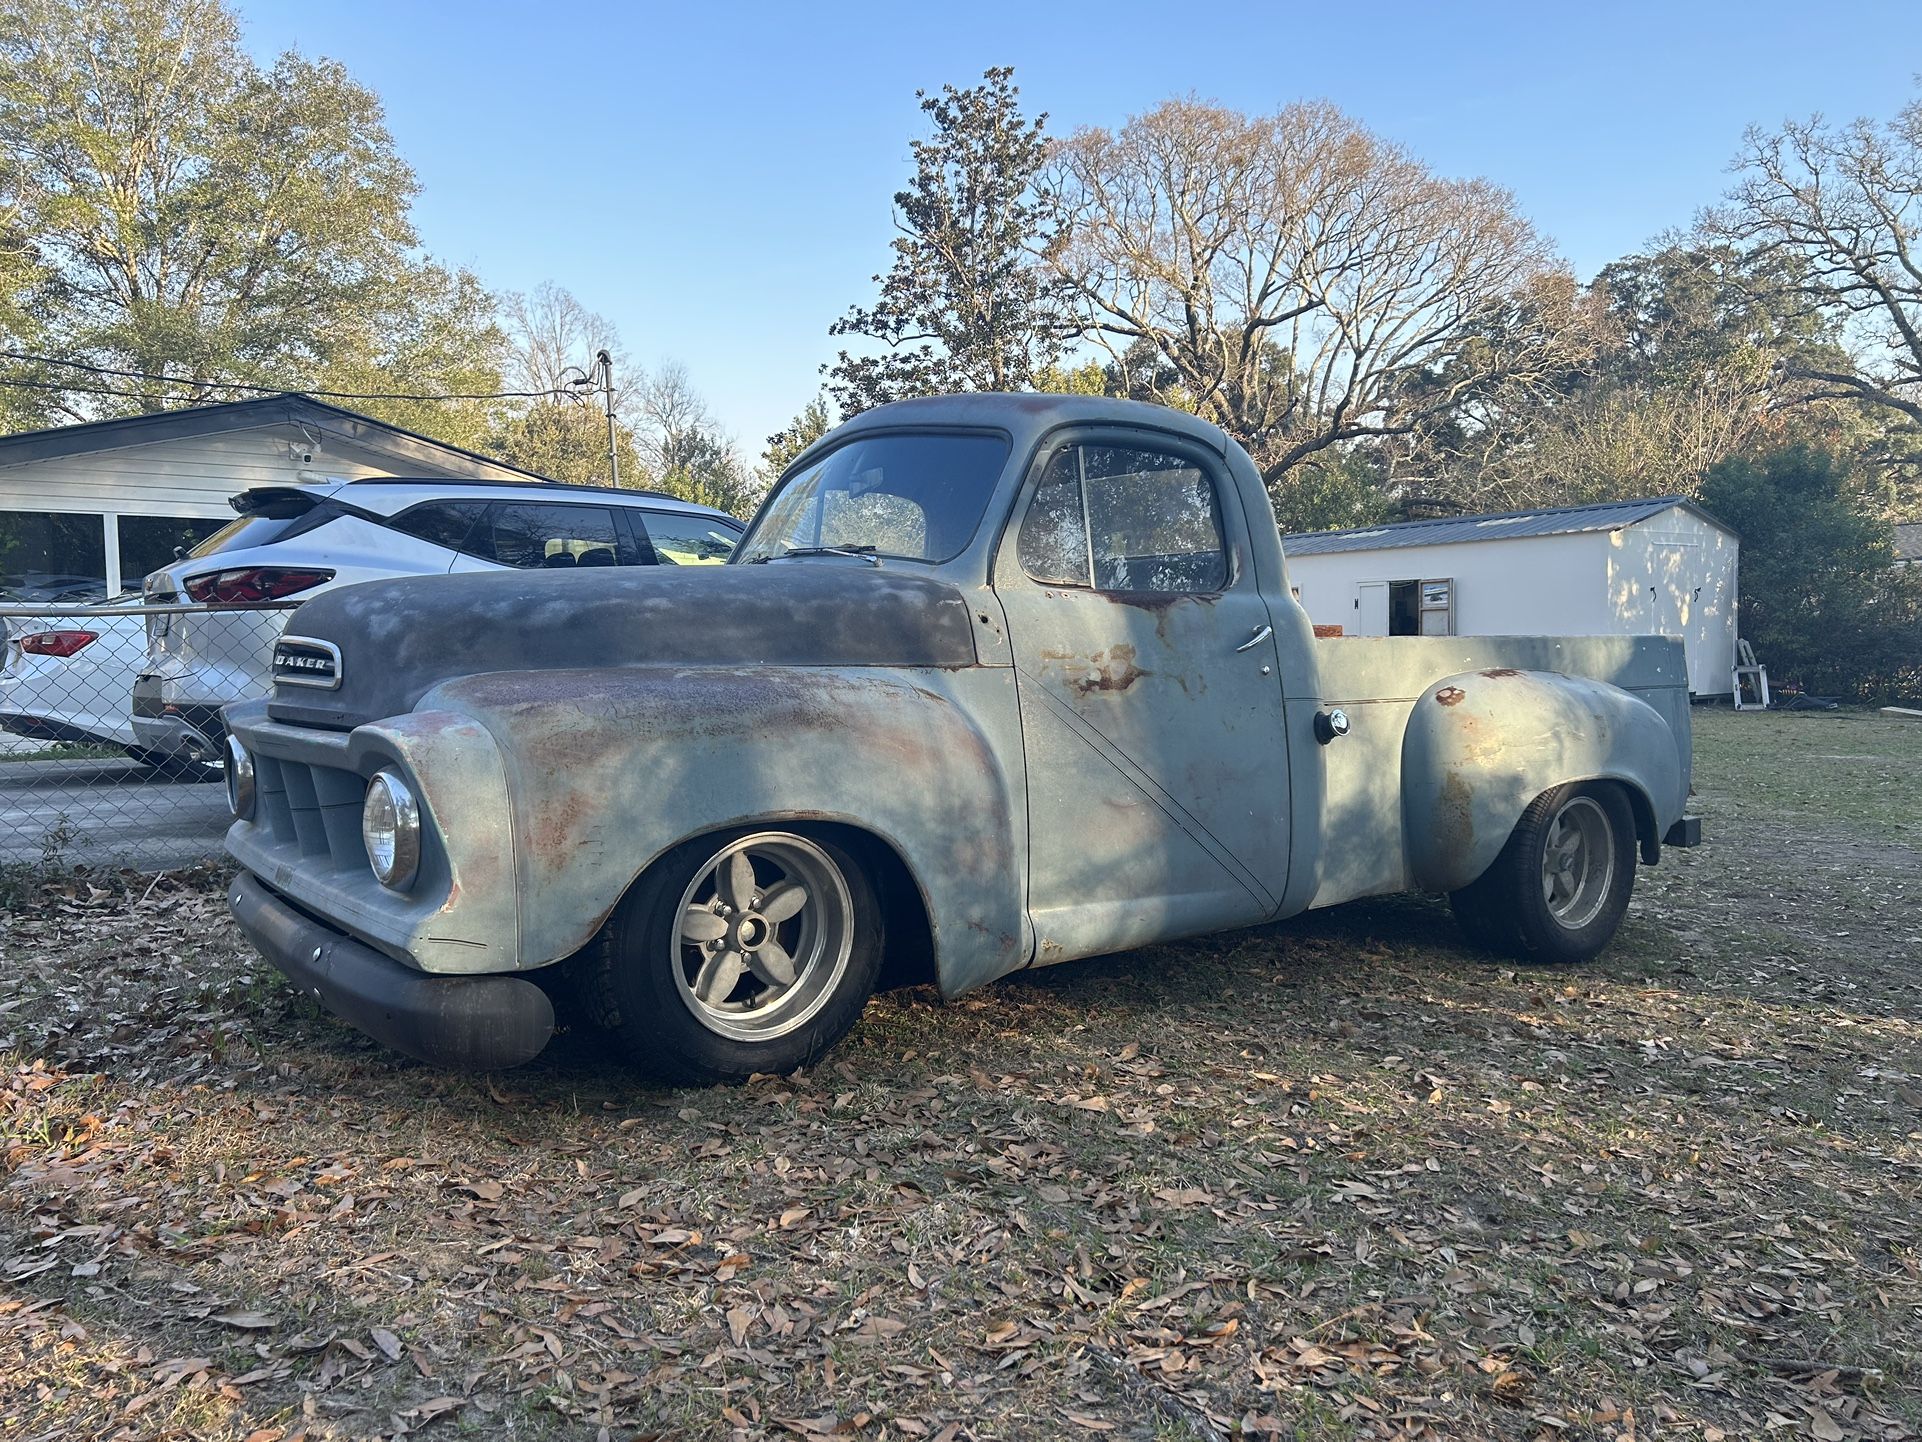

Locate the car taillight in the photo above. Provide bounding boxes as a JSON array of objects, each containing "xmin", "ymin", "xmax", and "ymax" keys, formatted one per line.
[
  {"xmin": 182, "ymin": 567, "xmax": 333, "ymax": 603},
  {"xmin": 20, "ymin": 629, "xmax": 99, "ymax": 658}
]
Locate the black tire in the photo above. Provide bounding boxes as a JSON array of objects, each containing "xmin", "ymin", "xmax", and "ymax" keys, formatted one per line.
[
  {"xmin": 1448, "ymin": 782, "xmax": 1637, "ymax": 964},
  {"xmin": 578, "ymin": 828, "xmax": 883, "ymax": 1085}
]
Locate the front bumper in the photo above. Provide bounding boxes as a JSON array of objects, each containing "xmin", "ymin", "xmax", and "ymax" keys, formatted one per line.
[{"xmin": 229, "ymin": 873, "xmax": 554, "ymax": 1069}]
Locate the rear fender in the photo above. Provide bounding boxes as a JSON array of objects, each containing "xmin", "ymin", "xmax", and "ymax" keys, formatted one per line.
[
  {"xmin": 423, "ymin": 665, "xmax": 1029, "ymax": 997},
  {"xmin": 1401, "ymin": 669, "xmax": 1685, "ymax": 894}
]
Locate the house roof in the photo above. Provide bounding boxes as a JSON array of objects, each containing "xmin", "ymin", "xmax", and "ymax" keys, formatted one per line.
[
  {"xmin": 1283, "ymin": 495, "xmax": 1733, "ymax": 556},
  {"xmin": 1895, "ymin": 522, "xmax": 1922, "ymax": 563},
  {"xmin": 0, "ymin": 393, "xmax": 549, "ymax": 483}
]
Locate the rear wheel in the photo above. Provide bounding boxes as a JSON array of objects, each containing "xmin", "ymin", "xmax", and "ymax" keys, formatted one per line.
[
  {"xmin": 1448, "ymin": 783, "xmax": 1636, "ymax": 964},
  {"xmin": 579, "ymin": 829, "xmax": 882, "ymax": 1084}
]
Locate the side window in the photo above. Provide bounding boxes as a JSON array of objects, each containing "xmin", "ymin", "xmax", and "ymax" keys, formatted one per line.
[
  {"xmin": 1016, "ymin": 443, "xmax": 1228, "ymax": 593},
  {"xmin": 635, "ymin": 510, "xmax": 739, "ymax": 565},
  {"xmin": 1016, "ymin": 451, "xmax": 1090, "ymax": 586},
  {"xmin": 475, "ymin": 503, "xmax": 625, "ymax": 569},
  {"xmin": 389, "ymin": 501, "xmax": 489, "ymax": 553}
]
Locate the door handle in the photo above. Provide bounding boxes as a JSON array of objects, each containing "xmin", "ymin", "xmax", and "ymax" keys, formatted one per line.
[{"xmin": 1234, "ymin": 623, "xmax": 1274, "ymax": 653}]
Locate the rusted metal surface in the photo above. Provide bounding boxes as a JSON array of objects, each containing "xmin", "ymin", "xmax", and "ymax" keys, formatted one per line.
[
  {"xmin": 222, "ymin": 392, "xmax": 1694, "ymax": 1036},
  {"xmin": 266, "ymin": 567, "xmax": 981, "ymax": 733}
]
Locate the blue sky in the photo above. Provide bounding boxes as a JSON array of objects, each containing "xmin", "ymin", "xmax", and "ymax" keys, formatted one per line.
[{"xmin": 236, "ymin": 0, "xmax": 1922, "ymax": 458}]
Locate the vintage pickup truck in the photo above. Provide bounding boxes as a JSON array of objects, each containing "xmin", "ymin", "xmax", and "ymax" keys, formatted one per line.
[{"xmin": 221, "ymin": 394, "xmax": 1699, "ymax": 1081}]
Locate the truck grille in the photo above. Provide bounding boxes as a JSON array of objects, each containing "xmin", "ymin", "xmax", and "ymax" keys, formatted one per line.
[{"xmin": 254, "ymin": 752, "xmax": 368, "ymax": 871}]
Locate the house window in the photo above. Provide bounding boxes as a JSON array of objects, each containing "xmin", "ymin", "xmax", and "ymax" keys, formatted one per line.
[
  {"xmin": 117, "ymin": 515, "xmax": 228, "ymax": 589},
  {"xmin": 0, "ymin": 510, "xmax": 108, "ymax": 601}
]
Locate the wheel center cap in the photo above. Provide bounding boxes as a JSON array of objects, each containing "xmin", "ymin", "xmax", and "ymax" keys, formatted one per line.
[{"xmin": 735, "ymin": 914, "xmax": 769, "ymax": 949}]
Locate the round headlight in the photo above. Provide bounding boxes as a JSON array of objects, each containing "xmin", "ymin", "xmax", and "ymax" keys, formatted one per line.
[
  {"xmin": 224, "ymin": 735, "xmax": 255, "ymax": 819},
  {"xmin": 362, "ymin": 769, "xmax": 421, "ymax": 890}
]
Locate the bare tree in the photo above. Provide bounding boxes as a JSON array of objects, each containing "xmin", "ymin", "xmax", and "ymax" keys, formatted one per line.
[
  {"xmin": 1717, "ymin": 92, "xmax": 1922, "ymax": 445},
  {"xmin": 500, "ymin": 281, "xmax": 638, "ymax": 406},
  {"xmin": 1042, "ymin": 99, "xmax": 1576, "ymax": 496},
  {"xmin": 490, "ymin": 282, "xmax": 643, "ymax": 485}
]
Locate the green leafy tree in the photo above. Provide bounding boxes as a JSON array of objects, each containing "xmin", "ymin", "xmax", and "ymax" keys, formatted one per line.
[
  {"xmin": 827, "ymin": 67, "xmax": 1068, "ymax": 414},
  {"xmin": 1698, "ymin": 445, "xmax": 1922, "ymax": 701},
  {"xmin": 635, "ymin": 364, "xmax": 762, "ymax": 516},
  {"xmin": 762, "ymin": 392, "xmax": 835, "ymax": 478},
  {"xmin": 0, "ymin": 0, "xmax": 503, "ymax": 444},
  {"xmin": 1414, "ymin": 244, "xmax": 1859, "ymax": 512}
]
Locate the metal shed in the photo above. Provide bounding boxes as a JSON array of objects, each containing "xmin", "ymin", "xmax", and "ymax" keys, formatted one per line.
[{"xmin": 1283, "ymin": 496, "xmax": 1739, "ymax": 696}]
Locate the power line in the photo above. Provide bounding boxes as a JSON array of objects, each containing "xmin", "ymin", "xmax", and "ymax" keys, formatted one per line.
[
  {"xmin": 0, "ymin": 349, "xmax": 590, "ymax": 405},
  {"xmin": 0, "ymin": 373, "xmax": 183, "ymax": 405}
]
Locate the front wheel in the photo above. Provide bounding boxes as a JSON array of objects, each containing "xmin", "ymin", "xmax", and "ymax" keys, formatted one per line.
[
  {"xmin": 579, "ymin": 829, "xmax": 883, "ymax": 1084},
  {"xmin": 1448, "ymin": 783, "xmax": 1637, "ymax": 964}
]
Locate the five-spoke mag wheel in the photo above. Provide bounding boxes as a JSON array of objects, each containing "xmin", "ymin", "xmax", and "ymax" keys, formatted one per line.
[
  {"xmin": 673, "ymin": 835, "xmax": 855, "ymax": 1041},
  {"xmin": 579, "ymin": 827, "xmax": 882, "ymax": 1084},
  {"xmin": 1449, "ymin": 782, "xmax": 1637, "ymax": 964}
]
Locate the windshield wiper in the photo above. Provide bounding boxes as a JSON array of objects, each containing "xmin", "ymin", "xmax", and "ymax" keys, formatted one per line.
[{"xmin": 750, "ymin": 544, "xmax": 882, "ymax": 566}]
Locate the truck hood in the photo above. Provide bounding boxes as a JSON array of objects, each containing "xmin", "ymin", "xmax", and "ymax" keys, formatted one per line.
[{"xmin": 263, "ymin": 564, "xmax": 980, "ymax": 730}]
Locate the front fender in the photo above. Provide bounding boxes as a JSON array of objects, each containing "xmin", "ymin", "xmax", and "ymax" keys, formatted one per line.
[
  {"xmin": 1401, "ymin": 669, "xmax": 1685, "ymax": 894},
  {"xmin": 420, "ymin": 665, "xmax": 1029, "ymax": 997}
]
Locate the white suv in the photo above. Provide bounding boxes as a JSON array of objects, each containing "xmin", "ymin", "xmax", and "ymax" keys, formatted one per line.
[{"xmin": 132, "ymin": 478, "xmax": 742, "ymax": 762}]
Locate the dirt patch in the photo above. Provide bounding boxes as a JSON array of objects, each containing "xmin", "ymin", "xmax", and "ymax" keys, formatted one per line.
[{"xmin": 1, "ymin": 710, "xmax": 1918, "ymax": 1440}]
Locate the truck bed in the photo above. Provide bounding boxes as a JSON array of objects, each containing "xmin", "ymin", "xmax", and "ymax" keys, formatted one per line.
[{"xmin": 1294, "ymin": 634, "xmax": 1691, "ymax": 909}]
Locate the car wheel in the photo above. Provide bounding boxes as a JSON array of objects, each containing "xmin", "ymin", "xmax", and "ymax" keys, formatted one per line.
[
  {"xmin": 1448, "ymin": 783, "xmax": 1636, "ymax": 964},
  {"xmin": 580, "ymin": 828, "xmax": 883, "ymax": 1084}
]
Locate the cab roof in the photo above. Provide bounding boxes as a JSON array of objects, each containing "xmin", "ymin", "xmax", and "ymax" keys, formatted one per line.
[{"xmin": 799, "ymin": 393, "xmax": 1232, "ymax": 474}]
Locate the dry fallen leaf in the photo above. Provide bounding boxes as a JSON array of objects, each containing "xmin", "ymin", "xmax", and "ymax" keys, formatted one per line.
[{"xmin": 210, "ymin": 1310, "xmax": 275, "ymax": 1331}]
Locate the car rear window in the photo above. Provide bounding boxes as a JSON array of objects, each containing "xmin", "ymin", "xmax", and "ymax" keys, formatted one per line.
[{"xmin": 187, "ymin": 513, "xmax": 312, "ymax": 558}]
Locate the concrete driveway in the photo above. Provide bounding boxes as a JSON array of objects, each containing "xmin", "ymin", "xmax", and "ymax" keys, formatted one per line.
[{"xmin": 0, "ymin": 756, "xmax": 228, "ymax": 869}]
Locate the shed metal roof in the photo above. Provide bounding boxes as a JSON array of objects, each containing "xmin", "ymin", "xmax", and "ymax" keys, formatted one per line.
[{"xmin": 1283, "ymin": 495, "xmax": 1732, "ymax": 556}]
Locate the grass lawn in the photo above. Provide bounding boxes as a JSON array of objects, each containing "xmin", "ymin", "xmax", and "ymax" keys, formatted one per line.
[{"xmin": 1, "ymin": 707, "xmax": 1918, "ymax": 1441}]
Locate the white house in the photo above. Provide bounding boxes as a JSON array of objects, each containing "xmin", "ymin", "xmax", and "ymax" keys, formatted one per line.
[
  {"xmin": 0, "ymin": 394, "xmax": 546, "ymax": 599},
  {"xmin": 1283, "ymin": 496, "xmax": 1740, "ymax": 697}
]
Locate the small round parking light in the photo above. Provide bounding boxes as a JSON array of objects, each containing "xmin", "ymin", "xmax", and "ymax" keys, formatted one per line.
[
  {"xmin": 224, "ymin": 736, "xmax": 255, "ymax": 819},
  {"xmin": 362, "ymin": 770, "xmax": 421, "ymax": 891}
]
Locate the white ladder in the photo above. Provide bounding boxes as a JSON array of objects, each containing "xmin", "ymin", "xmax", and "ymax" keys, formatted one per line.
[{"xmin": 1732, "ymin": 639, "xmax": 1770, "ymax": 710}]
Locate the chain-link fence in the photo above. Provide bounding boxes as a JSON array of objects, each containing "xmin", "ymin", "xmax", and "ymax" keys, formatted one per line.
[{"xmin": 1, "ymin": 600, "xmax": 303, "ymax": 870}]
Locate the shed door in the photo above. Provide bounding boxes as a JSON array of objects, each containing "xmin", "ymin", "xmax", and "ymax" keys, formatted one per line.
[{"xmin": 1355, "ymin": 581, "xmax": 1389, "ymax": 637}]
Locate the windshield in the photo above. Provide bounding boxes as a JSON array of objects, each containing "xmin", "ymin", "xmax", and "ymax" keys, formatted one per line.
[{"xmin": 736, "ymin": 432, "xmax": 1010, "ymax": 565}]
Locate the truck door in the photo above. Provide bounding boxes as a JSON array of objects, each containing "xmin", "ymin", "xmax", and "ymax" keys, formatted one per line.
[{"xmin": 992, "ymin": 430, "xmax": 1291, "ymax": 963}]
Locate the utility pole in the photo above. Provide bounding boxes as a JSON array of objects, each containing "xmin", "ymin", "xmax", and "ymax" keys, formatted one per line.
[{"xmin": 566, "ymin": 350, "xmax": 620, "ymax": 486}]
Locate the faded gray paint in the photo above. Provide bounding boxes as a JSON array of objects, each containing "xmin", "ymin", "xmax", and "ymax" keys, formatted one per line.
[{"xmin": 224, "ymin": 392, "xmax": 1693, "ymax": 1007}]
